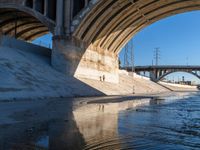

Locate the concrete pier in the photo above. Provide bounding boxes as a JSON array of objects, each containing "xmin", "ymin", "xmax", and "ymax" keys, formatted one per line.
[
  {"xmin": 51, "ymin": 36, "xmax": 84, "ymax": 76},
  {"xmin": 52, "ymin": 37, "xmax": 119, "ymax": 83}
]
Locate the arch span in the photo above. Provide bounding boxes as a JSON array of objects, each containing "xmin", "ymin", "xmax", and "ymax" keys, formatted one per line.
[
  {"xmin": 73, "ymin": 0, "xmax": 200, "ymax": 54},
  {"xmin": 51, "ymin": 0, "xmax": 200, "ymax": 83},
  {"xmin": 0, "ymin": 2, "xmax": 55, "ymax": 41},
  {"xmin": 158, "ymin": 71, "xmax": 200, "ymax": 82}
]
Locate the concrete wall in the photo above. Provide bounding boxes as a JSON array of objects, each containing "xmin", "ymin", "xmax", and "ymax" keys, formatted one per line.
[
  {"xmin": 52, "ymin": 37, "xmax": 120, "ymax": 83},
  {"xmin": 0, "ymin": 35, "xmax": 51, "ymax": 57},
  {"xmin": 75, "ymin": 47, "xmax": 119, "ymax": 83}
]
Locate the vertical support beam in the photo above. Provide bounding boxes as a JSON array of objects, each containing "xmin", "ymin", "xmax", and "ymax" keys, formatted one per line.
[
  {"xmin": 159, "ymin": 70, "xmax": 162, "ymax": 77},
  {"xmin": 52, "ymin": 37, "xmax": 84, "ymax": 76},
  {"xmin": 154, "ymin": 69, "xmax": 157, "ymax": 80},
  {"xmin": 156, "ymin": 70, "xmax": 159, "ymax": 80},
  {"xmin": 55, "ymin": 0, "xmax": 64, "ymax": 35},
  {"xmin": 150, "ymin": 71, "xmax": 156, "ymax": 82},
  {"xmin": 44, "ymin": 0, "xmax": 49, "ymax": 16},
  {"xmin": 64, "ymin": 0, "xmax": 72, "ymax": 36},
  {"xmin": 85, "ymin": 0, "xmax": 89, "ymax": 7},
  {"xmin": 33, "ymin": 0, "xmax": 43, "ymax": 12},
  {"xmin": 52, "ymin": 0, "xmax": 84, "ymax": 76},
  {"xmin": 33, "ymin": 0, "xmax": 37, "ymax": 10},
  {"xmin": 22, "ymin": 0, "xmax": 26, "ymax": 6}
]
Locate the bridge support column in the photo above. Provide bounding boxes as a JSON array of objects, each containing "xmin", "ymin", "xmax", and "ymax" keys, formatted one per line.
[
  {"xmin": 150, "ymin": 71, "xmax": 157, "ymax": 82},
  {"xmin": 52, "ymin": 37, "xmax": 119, "ymax": 83},
  {"xmin": 55, "ymin": 0, "xmax": 64, "ymax": 35},
  {"xmin": 51, "ymin": 0, "xmax": 119, "ymax": 83},
  {"xmin": 52, "ymin": 36, "xmax": 84, "ymax": 76},
  {"xmin": 64, "ymin": 0, "xmax": 72, "ymax": 36},
  {"xmin": 75, "ymin": 45, "xmax": 119, "ymax": 83},
  {"xmin": 44, "ymin": 0, "xmax": 49, "ymax": 17}
]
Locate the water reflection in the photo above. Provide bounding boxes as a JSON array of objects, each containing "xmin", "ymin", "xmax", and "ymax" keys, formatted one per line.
[
  {"xmin": 0, "ymin": 97, "xmax": 150, "ymax": 150},
  {"xmin": 118, "ymin": 93, "xmax": 200, "ymax": 150},
  {"xmin": 0, "ymin": 92, "xmax": 199, "ymax": 150},
  {"xmin": 73, "ymin": 99, "xmax": 150, "ymax": 150}
]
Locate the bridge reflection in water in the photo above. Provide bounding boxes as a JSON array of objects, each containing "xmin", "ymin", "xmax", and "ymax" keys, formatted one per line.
[
  {"xmin": 1, "ymin": 92, "xmax": 199, "ymax": 150},
  {"xmin": 0, "ymin": 98, "xmax": 151, "ymax": 150},
  {"xmin": 73, "ymin": 98, "xmax": 150, "ymax": 150}
]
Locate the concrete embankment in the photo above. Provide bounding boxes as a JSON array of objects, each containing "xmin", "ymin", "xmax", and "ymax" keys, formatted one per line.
[
  {"xmin": 0, "ymin": 38, "xmax": 197, "ymax": 100},
  {"xmin": 159, "ymin": 81, "xmax": 198, "ymax": 92},
  {"xmin": 78, "ymin": 71, "xmax": 169, "ymax": 95},
  {"xmin": 0, "ymin": 45, "xmax": 105, "ymax": 100},
  {"xmin": 0, "ymin": 44, "xmax": 169, "ymax": 100}
]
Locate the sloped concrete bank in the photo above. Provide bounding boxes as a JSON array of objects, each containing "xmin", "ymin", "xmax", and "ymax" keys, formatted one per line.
[
  {"xmin": 159, "ymin": 81, "xmax": 198, "ymax": 92},
  {"xmin": 0, "ymin": 44, "xmax": 168, "ymax": 100},
  {"xmin": 0, "ymin": 46, "xmax": 104, "ymax": 100},
  {"xmin": 0, "ymin": 39, "xmax": 197, "ymax": 100}
]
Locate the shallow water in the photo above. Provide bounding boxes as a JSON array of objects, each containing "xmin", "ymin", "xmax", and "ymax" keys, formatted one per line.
[
  {"xmin": 117, "ymin": 94, "xmax": 200, "ymax": 150},
  {"xmin": 1, "ymin": 92, "xmax": 200, "ymax": 150}
]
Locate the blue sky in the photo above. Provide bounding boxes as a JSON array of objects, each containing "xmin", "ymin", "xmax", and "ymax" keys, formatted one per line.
[
  {"xmin": 120, "ymin": 10, "xmax": 200, "ymax": 66},
  {"xmin": 33, "ymin": 10, "xmax": 200, "ymax": 84},
  {"xmin": 33, "ymin": 33, "xmax": 52, "ymax": 48},
  {"xmin": 119, "ymin": 10, "xmax": 200, "ymax": 83}
]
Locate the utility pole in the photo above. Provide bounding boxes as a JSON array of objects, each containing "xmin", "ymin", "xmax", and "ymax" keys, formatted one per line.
[
  {"xmin": 129, "ymin": 40, "xmax": 135, "ymax": 94},
  {"xmin": 130, "ymin": 39, "xmax": 134, "ymax": 73},
  {"xmin": 123, "ymin": 41, "xmax": 134, "ymax": 72},
  {"xmin": 124, "ymin": 44, "xmax": 128, "ymax": 70},
  {"xmin": 123, "ymin": 40, "xmax": 135, "ymax": 94},
  {"xmin": 154, "ymin": 47, "xmax": 160, "ymax": 66}
]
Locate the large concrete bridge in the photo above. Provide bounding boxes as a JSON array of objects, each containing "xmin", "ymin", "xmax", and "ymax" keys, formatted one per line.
[
  {"xmin": 1, "ymin": 0, "xmax": 200, "ymax": 83},
  {"xmin": 124, "ymin": 65, "xmax": 200, "ymax": 82}
]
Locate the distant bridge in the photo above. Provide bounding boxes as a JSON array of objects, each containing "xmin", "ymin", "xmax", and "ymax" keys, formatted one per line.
[{"xmin": 123, "ymin": 65, "xmax": 200, "ymax": 82}]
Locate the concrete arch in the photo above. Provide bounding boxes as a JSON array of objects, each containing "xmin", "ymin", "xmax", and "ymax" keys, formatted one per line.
[
  {"xmin": 158, "ymin": 71, "xmax": 200, "ymax": 81},
  {"xmin": 0, "ymin": 2, "xmax": 55, "ymax": 41},
  {"xmin": 73, "ymin": 0, "xmax": 200, "ymax": 53}
]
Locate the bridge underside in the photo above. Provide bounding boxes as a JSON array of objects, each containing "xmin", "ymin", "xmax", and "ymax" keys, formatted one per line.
[
  {"xmin": 0, "ymin": 8, "xmax": 49, "ymax": 41},
  {"xmin": 0, "ymin": 0, "xmax": 56, "ymax": 41},
  {"xmin": 73, "ymin": 0, "xmax": 200, "ymax": 54},
  {"xmin": 65, "ymin": 0, "xmax": 200, "ymax": 83}
]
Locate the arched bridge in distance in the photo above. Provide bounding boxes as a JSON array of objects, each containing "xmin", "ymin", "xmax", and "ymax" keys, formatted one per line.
[
  {"xmin": 1, "ymin": 1, "xmax": 200, "ymax": 83},
  {"xmin": 123, "ymin": 65, "xmax": 200, "ymax": 82}
]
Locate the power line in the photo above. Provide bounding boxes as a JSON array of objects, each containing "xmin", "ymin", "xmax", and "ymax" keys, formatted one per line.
[{"xmin": 154, "ymin": 47, "xmax": 160, "ymax": 66}]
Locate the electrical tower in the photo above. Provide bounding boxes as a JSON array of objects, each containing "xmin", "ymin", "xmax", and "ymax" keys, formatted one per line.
[
  {"xmin": 123, "ymin": 40, "xmax": 135, "ymax": 72},
  {"xmin": 123, "ymin": 39, "xmax": 135, "ymax": 94},
  {"xmin": 154, "ymin": 47, "xmax": 160, "ymax": 66}
]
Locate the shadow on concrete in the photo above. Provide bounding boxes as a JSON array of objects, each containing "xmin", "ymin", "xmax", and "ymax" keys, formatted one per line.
[{"xmin": 0, "ymin": 37, "xmax": 105, "ymax": 100}]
